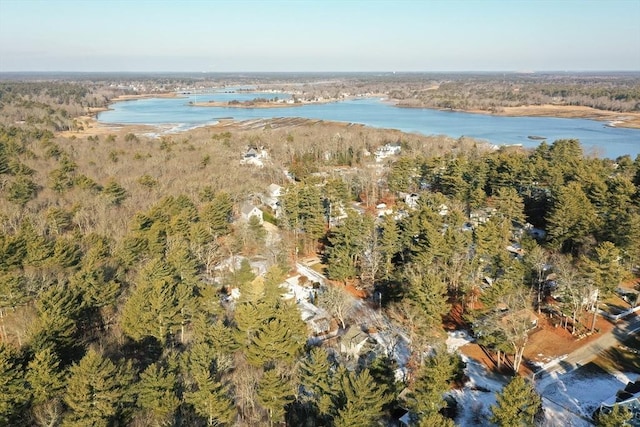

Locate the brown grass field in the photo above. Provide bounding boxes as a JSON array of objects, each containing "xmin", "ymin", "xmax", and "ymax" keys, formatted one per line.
[{"xmin": 494, "ymin": 104, "xmax": 640, "ymax": 129}]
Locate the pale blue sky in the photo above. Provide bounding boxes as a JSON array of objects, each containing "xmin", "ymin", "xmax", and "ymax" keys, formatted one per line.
[{"xmin": 0, "ymin": 0, "xmax": 638, "ymax": 72}]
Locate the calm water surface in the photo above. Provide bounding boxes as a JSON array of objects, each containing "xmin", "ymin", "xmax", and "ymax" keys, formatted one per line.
[{"xmin": 98, "ymin": 93, "xmax": 640, "ymax": 159}]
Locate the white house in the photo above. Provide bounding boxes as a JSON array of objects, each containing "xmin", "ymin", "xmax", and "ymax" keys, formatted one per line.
[
  {"xmin": 404, "ymin": 193, "xmax": 419, "ymax": 210},
  {"xmin": 240, "ymin": 146, "xmax": 269, "ymax": 168},
  {"xmin": 240, "ymin": 203, "xmax": 263, "ymax": 224},
  {"xmin": 263, "ymin": 183, "xmax": 284, "ymax": 217},
  {"xmin": 375, "ymin": 143, "xmax": 402, "ymax": 162}
]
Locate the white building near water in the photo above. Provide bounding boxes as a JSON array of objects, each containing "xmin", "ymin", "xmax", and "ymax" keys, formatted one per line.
[{"xmin": 375, "ymin": 143, "xmax": 402, "ymax": 162}]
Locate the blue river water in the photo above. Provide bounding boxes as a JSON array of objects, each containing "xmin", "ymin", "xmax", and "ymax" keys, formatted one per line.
[{"xmin": 98, "ymin": 92, "xmax": 640, "ymax": 159}]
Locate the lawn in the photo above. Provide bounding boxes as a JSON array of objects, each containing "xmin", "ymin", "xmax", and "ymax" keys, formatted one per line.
[{"xmin": 592, "ymin": 333, "xmax": 640, "ymax": 373}]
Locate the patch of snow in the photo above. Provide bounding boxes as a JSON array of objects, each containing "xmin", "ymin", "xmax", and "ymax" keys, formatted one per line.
[
  {"xmin": 529, "ymin": 354, "xmax": 569, "ymax": 373},
  {"xmin": 446, "ymin": 330, "xmax": 475, "ymax": 352},
  {"xmin": 539, "ymin": 397, "xmax": 591, "ymax": 427},
  {"xmin": 537, "ymin": 367, "xmax": 635, "ymax": 419},
  {"xmin": 449, "ymin": 353, "xmax": 634, "ymax": 427},
  {"xmin": 450, "ymin": 355, "xmax": 503, "ymax": 426}
]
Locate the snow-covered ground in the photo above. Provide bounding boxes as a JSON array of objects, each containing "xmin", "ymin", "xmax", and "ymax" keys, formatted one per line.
[
  {"xmin": 446, "ymin": 330, "xmax": 636, "ymax": 426},
  {"xmin": 536, "ymin": 367, "xmax": 635, "ymax": 426},
  {"xmin": 449, "ymin": 355, "xmax": 503, "ymax": 426}
]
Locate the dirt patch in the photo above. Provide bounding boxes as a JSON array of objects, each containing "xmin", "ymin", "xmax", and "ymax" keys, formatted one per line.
[
  {"xmin": 457, "ymin": 310, "xmax": 616, "ymax": 376},
  {"xmin": 443, "ymin": 303, "xmax": 471, "ymax": 331},
  {"xmin": 331, "ymin": 279, "xmax": 368, "ymax": 299},
  {"xmin": 523, "ymin": 314, "xmax": 614, "ymax": 362}
]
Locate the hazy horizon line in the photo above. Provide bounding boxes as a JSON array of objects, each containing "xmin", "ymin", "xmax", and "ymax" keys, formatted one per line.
[{"xmin": 1, "ymin": 69, "xmax": 639, "ymax": 75}]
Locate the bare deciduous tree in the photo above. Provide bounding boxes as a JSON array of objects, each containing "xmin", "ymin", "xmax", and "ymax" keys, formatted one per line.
[{"xmin": 316, "ymin": 285, "xmax": 356, "ymax": 330}]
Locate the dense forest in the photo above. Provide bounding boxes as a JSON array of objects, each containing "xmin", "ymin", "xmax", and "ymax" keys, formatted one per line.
[{"xmin": 0, "ymin": 78, "xmax": 639, "ymax": 426}]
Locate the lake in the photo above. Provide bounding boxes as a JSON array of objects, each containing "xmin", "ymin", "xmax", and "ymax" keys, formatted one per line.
[{"xmin": 98, "ymin": 92, "xmax": 640, "ymax": 159}]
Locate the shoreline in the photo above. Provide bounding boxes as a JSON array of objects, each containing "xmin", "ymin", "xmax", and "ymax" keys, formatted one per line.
[
  {"xmin": 393, "ymin": 101, "xmax": 640, "ymax": 129},
  {"xmin": 486, "ymin": 105, "xmax": 640, "ymax": 129},
  {"xmin": 58, "ymin": 92, "xmax": 182, "ymax": 137},
  {"xmin": 61, "ymin": 94, "xmax": 640, "ymax": 140}
]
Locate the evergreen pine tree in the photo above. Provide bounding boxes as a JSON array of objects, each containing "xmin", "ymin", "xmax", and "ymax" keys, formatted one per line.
[
  {"xmin": 20, "ymin": 220, "xmax": 53, "ymax": 267},
  {"xmin": 166, "ymin": 238, "xmax": 200, "ymax": 282},
  {"xmin": 546, "ymin": 181, "xmax": 599, "ymax": 253},
  {"xmin": 595, "ymin": 404, "xmax": 632, "ymax": 427},
  {"xmin": 69, "ymin": 267, "xmax": 121, "ymax": 309},
  {"xmin": 122, "ymin": 258, "xmax": 196, "ymax": 344},
  {"xmin": 262, "ymin": 265, "xmax": 288, "ymax": 304},
  {"xmin": 333, "ymin": 369, "xmax": 390, "ymax": 427},
  {"xmin": 378, "ymin": 214, "xmax": 401, "ymax": 280},
  {"xmin": 0, "ymin": 272, "xmax": 31, "ymax": 309},
  {"xmin": 29, "ymin": 284, "xmax": 83, "ymax": 359},
  {"xmin": 26, "ymin": 347, "xmax": 65, "ymax": 404},
  {"xmin": 48, "ymin": 237, "xmax": 82, "ymax": 269},
  {"xmin": 245, "ymin": 318, "xmax": 303, "ymax": 367},
  {"xmin": 103, "ymin": 179, "xmax": 128, "ymax": 205},
  {"xmin": 417, "ymin": 411, "xmax": 456, "ymax": 427},
  {"xmin": 407, "ymin": 349, "xmax": 459, "ymax": 423},
  {"xmin": 135, "ymin": 362, "xmax": 180, "ymax": 426},
  {"xmin": 191, "ymin": 316, "xmax": 238, "ymax": 356},
  {"xmin": 0, "ymin": 343, "xmax": 29, "ymax": 425},
  {"xmin": 490, "ymin": 375, "xmax": 541, "ymax": 427},
  {"xmin": 257, "ymin": 368, "xmax": 295, "ymax": 426},
  {"xmin": 185, "ymin": 370, "xmax": 236, "ymax": 426},
  {"xmin": 405, "ymin": 265, "xmax": 450, "ymax": 332},
  {"xmin": 234, "ymin": 301, "xmax": 270, "ymax": 346},
  {"xmin": 63, "ymin": 348, "xmax": 134, "ymax": 427},
  {"xmin": 201, "ymin": 192, "xmax": 233, "ymax": 238},
  {"xmin": 300, "ymin": 347, "xmax": 336, "ymax": 417},
  {"xmin": 120, "ymin": 275, "xmax": 192, "ymax": 344}
]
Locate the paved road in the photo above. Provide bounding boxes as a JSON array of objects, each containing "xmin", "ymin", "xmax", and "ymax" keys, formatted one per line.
[
  {"xmin": 295, "ymin": 262, "xmax": 327, "ymax": 285},
  {"xmin": 538, "ymin": 313, "xmax": 640, "ymax": 379},
  {"xmin": 532, "ymin": 314, "xmax": 640, "ymax": 425}
]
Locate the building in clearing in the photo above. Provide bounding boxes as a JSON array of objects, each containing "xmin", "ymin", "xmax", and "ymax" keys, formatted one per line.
[
  {"xmin": 240, "ymin": 203, "xmax": 263, "ymax": 224},
  {"xmin": 263, "ymin": 183, "xmax": 284, "ymax": 217}
]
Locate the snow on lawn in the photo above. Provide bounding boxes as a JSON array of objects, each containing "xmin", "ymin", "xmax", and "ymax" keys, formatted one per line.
[
  {"xmin": 446, "ymin": 330, "xmax": 475, "ymax": 352},
  {"xmin": 450, "ymin": 354, "xmax": 594, "ymax": 427},
  {"xmin": 449, "ymin": 355, "xmax": 504, "ymax": 426},
  {"xmin": 447, "ymin": 331, "xmax": 635, "ymax": 427},
  {"xmin": 536, "ymin": 364, "xmax": 635, "ymax": 422}
]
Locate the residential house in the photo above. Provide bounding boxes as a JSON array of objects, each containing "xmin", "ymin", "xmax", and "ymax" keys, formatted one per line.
[
  {"xmin": 340, "ymin": 326, "xmax": 372, "ymax": 359},
  {"xmin": 375, "ymin": 143, "xmax": 402, "ymax": 162},
  {"xmin": 401, "ymin": 193, "xmax": 419, "ymax": 210},
  {"xmin": 240, "ymin": 202, "xmax": 263, "ymax": 224},
  {"xmin": 263, "ymin": 183, "xmax": 283, "ymax": 217},
  {"xmin": 240, "ymin": 146, "xmax": 269, "ymax": 167}
]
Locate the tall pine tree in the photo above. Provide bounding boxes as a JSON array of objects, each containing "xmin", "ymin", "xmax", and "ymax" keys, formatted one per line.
[{"xmin": 490, "ymin": 375, "xmax": 541, "ymax": 427}]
